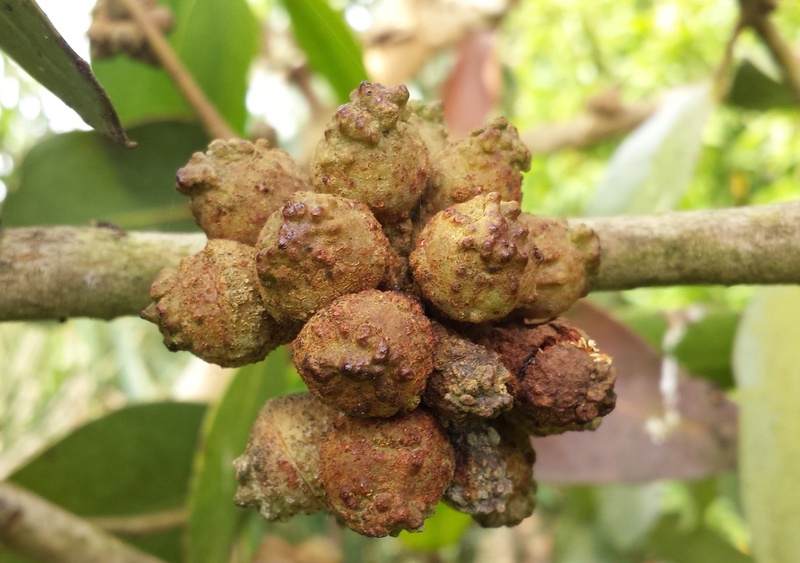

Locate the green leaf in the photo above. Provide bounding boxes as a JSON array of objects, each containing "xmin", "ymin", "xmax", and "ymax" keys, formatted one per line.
[
  {"xmin": 673, "ymin": 310, "xmax": 738, "ymax": 389},
  {"xmin": 597, "ymin": 483, "xmax": 663, "ymax": 551},
  {"xmin": 727, "ymin": 58, "xmax": 797, "ymax": 112},
  {"xmin": 398, "ymin": 503, "xmax": 473, "ymax": 551},
  {"xmin": 733, "ymin": 286, "xmax": 800, "ymax": 563},
  {"xmin": 92, "ymin": 0, "xmax": 260, "ymax": 132},
  {"xmin": 586, "ymin": 82, "xmax": 713, "ymax": 216},
  {"xmin": 185, "ymin": 347, "xmax": 294, "ymax": 563},
  {"xmin": 617, "ymin": 308, "xmax": 738, "ymax": 389},
  {"xmin": 3, "ymin": 120, "xmax": 207, "ymax": 230},
  {"xmin": 0, "ymin": 0, "xmax": 131, "ymax": 146},
  {"xmin": 279, "ymin": 0, "xmax": 368, "ymax": 103},
  {"xmin": 9, "ymin": 402, "xmax": 207, "ymax": 562},
  {"xmin": 648, "ymin": 513, "xmax": 752, "ymax": 563}
]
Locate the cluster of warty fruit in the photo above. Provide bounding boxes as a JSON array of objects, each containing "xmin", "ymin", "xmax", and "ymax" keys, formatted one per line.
[{"xmin": 141, "ymin": 82, "xmax": 617, "ymax": 537}]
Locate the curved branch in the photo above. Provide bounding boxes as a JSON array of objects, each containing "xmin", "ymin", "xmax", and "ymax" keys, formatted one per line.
[
  {"xmin": 0, "ymin": 203, "xmax": 798, "ymax": 321},
  {"xmin": 0, "ymin": 481, "xmax": 163, "ymax": 563}
]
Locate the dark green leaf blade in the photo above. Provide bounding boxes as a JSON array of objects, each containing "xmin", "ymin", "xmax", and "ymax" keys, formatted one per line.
[
  {"xmin": 0, "ymin": 0, "xmax": 132, "ymax": 147},
  {"xmin": 727, "ymin": 58, "xmax": 798, "ymax": 111},
  {"xmin": 2, "ymin": 120, "xmax": 208, "ymax": 231},
  {"xmin": 280, "ymin": 0, "xmax": 368, "ymax": 103},
  {"xmin": 9, "ymin": 402, "xmax": 207, "ymax": 561},
  {"xmin": 185, "ymin": 348, "xmax": 294, "ymax": 563}
]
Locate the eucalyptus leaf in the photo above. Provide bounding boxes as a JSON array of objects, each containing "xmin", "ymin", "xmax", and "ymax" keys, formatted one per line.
[
  {"xmin": 733, "ymin": 286, "xmax": 800, "ymax": 563},
  {"xmin": 0, "ymin": 0, "xmax": 131, "ymax": 146},
  {"xmin": 184, "ymin": 348, "xmax": 294, "ymax": 563},
  {"xmin": 586, "ymin": 82, "xmax": 713, "ymax": 216},
  {"xmin": 279, "ymin": 0, "xmax": 368, "ymax": 103},
  {"xmin": 3, "ymin": 120, "xmax": 207, "ymax": 230}
]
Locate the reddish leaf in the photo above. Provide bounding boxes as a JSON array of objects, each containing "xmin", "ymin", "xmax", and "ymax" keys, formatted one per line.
[
  {"xmin": 441, "ymin": 29, "xmax": 501, "ymax": 138},
  {"xmin": 532, "ymin": 301, "xmax": 738, "ymax": 483}
]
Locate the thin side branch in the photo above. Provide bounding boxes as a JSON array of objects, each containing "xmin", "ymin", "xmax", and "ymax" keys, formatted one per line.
[
  {"xmin": 573, "ymin": 202, "xmax": 800, "ymax": 290},
  {"xmin": 0, "ymin": 204, "xmax": 798, "ymax": 321},
  {"xmin": 521, "ymin": 93, "xmax": 661, "ymax": 155},
  {"xmin": 89, "ymin": 508, "xmax": 187, "ymax": 537},
  {"xmin": 0, "ymin": 481, "xmax": 163, "ymax": 563},
  {"xmin": 738, "ymin": 0, "xmax": 800, "ymax": 103},
  {"xmin": 118, "ymin": 0, "xmax": 237, "ymax": 139}
]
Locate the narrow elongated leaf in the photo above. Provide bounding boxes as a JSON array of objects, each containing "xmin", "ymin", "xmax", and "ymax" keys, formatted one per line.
[
  {"xmin": 3, "ymin": 120, "xmax": 207, "ymax": 230},
  {"xmin": 733, "ymin": 286, "xmax": 800, "ymax": 563},
  {"xmin": 185, "ymin": 348, "xmax": 294, "ymax": 563},
  {"xmin": 280, "ymin": 0, "xmax": 368, "ymax": 103},
  {"xmin": 586, "ymin": 82, "xmax": 713, "ymax": 216},
  {"xmin": 0, "ymin": 0, "xmax": 131, "ymax": 146},
  {"xmin": 9, "ymin": 402, "xmax": 207, "ymax": 561},
  {"xmin": 92, "ymin": 0, "xmax": 259, "ymax": 131}
]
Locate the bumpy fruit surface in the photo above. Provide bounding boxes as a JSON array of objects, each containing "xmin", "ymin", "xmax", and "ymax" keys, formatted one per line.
[
  {"xmin": 233, "ymin": 393, "xmax": 336, "ymax": 521},
  {"xmin": 513, "ymin": 215, "xmax": 601, "ymax": 319},
  {"xmin": 469, "ymin": 319, "xmax": 617, "ymax": 435},
  {"xmin": 407, "ymin": 100, "xmax": 449, "ymax": 156},
  {"xmin": 176, "ymin": 139, "xmax": 311, "ymax": 246},
  {"xmin": 442, "ymin": 420, "xmax": 515, "ymax": 515},
  {"xmin": 292, "ymin": 290, "xmax": 434, "ymax": 417},
  {"xmin": 139, "ymin": 81, "xmax": 620, "ymax": 537},
  {"xmin": 423, "ymin": 323, "xmax": 513, "ymax": 420},
  {"xmin": 140, "ymin": 239, "xmax": 295, "ymax": 367},
  {"xmin": 318, "ymin": 409, "xmax": 455, "ymax": 537},
  {"xmin": 472, "ymin": 419, "xmax": 537, "ymax": 528},
  {"xmin": 310, "ymin": 82, "xmax": 429, "ymax": 222},
  {"xmin": 410, "ymin": 192, "xmax": 531, "ymax": 323},
  {"xmin": 422, "ymin": 116, "xmax": 531, "ymax": 220},
  {"xmin": 254, "ymin": 192, "xmax": 401, "ymax": 323}
]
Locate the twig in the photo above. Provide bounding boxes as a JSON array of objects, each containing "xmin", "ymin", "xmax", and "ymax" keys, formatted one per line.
[
  {"xmin": 118, "ymin": 0, "xmax": 237, "ymax": 139},
  {"xmin": 89, "ymin": 508, "xmax": 187, "ymax": 537},
  {"xmin": 0, "ymin": 481, "xmax": 164, "ymax": 563},
  {"xmin": 738, "ymin": 0, "xmax": 800, "ymax": 103},
  {"xmin": 521, "ymin": 94, "xmax": 661, "ymax": 155},
  {"xmin": 1, "ymin": 204, "xmax": 799, "ymax": 321},
  {"xmin": 713, "ymin": 14, "xmax": 745, "ymax": 100}
]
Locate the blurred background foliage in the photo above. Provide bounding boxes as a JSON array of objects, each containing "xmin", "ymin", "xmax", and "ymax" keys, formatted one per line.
[{"xmin": 1, "ymin": 0, "xmax": 799, "ymax": 561}]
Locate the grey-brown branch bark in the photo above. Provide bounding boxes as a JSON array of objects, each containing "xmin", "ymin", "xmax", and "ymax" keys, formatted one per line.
[
  {"xmin": 0, "ymin": 481, "xmax": 164, "ymax": 563},
  {"xmin": 573, "ymin": 202, "xmax": 800, "ymax": 290},
  {"xmin": 0, "ymin": 202, "xmax": 798, "ymax": 321},
  {"xmin": 0, "ymin": 226, "xmax": 205, "ymax": 321}
]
